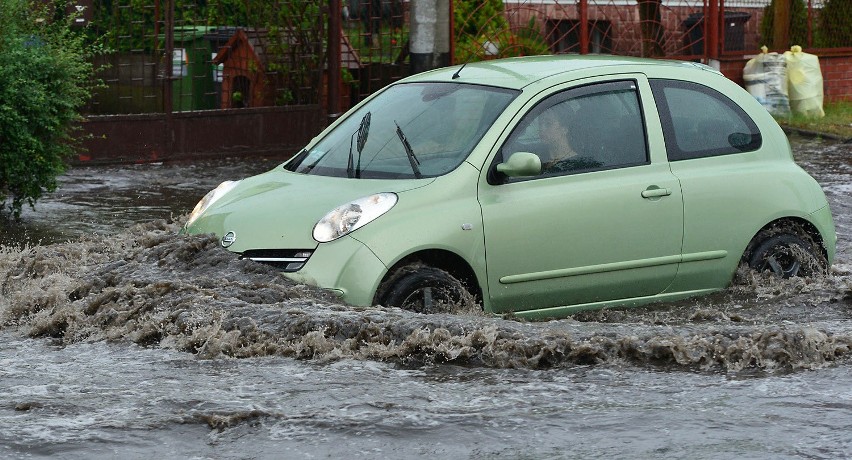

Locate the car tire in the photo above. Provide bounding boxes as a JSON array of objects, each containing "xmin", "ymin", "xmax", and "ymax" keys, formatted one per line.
[
  {"xmin": 379, "ymin": 265, "xmax": 473, "ymax": 314},
  {"xmin": 747, "ymin": 232, "xmax": 826, "ymax": 278}
]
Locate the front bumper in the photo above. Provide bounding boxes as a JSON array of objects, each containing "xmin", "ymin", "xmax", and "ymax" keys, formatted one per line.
[{"xmin": 280, "ymin": 235, "xmax": 388, "ymax": 306}]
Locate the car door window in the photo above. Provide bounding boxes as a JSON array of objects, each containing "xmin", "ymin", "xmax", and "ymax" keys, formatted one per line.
[
  {"xmin": 650, "ymin": 79, "xmax": 762, "ymax": 161},
  {"xmin": 497, "ymin": 80, "xmax": 649, "ymax": 182}
]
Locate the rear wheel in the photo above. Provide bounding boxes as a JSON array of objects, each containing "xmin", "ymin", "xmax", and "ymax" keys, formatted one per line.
[
  {"xmin": 747, "ymin": 232, "xmax": 826, "ymax": 278},
  {"xmin": 378, "ymin": 265, "xmax": 475, "ymax": 314}
]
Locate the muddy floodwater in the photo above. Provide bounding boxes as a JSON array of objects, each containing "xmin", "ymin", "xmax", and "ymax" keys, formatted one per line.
[{"xmin": 1, "ymin": 138, "xmax": 851, "ymax": 459}]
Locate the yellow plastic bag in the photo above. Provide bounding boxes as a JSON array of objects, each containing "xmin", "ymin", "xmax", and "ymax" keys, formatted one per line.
[
  {"xmin": 784, "ymin": 45, "xmax": 825, "ymax": 118},
  {"xmin": 743, "ymin": 46, "xmax": 790, "ymax": 116}
]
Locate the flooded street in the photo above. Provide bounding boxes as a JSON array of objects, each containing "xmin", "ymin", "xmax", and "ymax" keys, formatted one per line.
[
  {"xmin": 1, "ymin": 138, "xmax": 851, "ymax": 459},
  {"xmin": 0, "ymin": 156, "xmax": 287, "ymax": 248}
]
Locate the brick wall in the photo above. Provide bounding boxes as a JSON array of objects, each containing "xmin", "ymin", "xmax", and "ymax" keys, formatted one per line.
[
  {"xmin": 821, "ymin": 54, "xmax": 852, "ymax": 102},
  {"xmin": 721, "ymin": 52, "xmax": 852, "ymax": 102}
]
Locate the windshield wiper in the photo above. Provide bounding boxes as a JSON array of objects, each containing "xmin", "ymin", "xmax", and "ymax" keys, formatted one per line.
[
  {"xmin": 347, "ymin": 112, "xmax": 371, "ymax": 178},
  {"xmin": 302, "ymin": 150, "xmax": 325, "ymax": 173},
  {"xmin": 394, "ymin": 121, "xmax": 422, "ymax": 179}
]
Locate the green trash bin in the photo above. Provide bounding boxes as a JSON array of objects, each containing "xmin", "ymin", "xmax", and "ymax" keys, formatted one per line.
[
  {"xmin": 162, "ymin": 26, "xmax": 217, "ymax": 111},
  {"xmin": 203, "ymin": 27, "xmax": 240, "ymax": 109}
]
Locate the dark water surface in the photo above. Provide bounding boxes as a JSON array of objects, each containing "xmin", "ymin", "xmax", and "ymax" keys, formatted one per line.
[
  {"xmin": 0, "ymin": 156, "xmax": 287, "ymax": 247},
  {"xmin": 1, "ymin": 139, "xmax": 850, "ymax": 459}
]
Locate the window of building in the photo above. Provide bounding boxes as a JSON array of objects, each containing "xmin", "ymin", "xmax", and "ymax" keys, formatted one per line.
[{"xmin": 546, "ymin": 19, "xmax": 613, "ymax": 54}]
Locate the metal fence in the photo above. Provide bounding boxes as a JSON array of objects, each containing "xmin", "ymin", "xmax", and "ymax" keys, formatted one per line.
[
  {"xmin": 79, "ymin": 0, "xmax": 849, "ymax": 117},
  {"xmin": 84, "ymin": 0, "xmax": 331, "ymax": 115},
  {"xmin": 69, "ymin": 0, "xmax": 848, "ymax": 162},
  {"xmin": 458, "ymin": 0, "xmax": 849, "ymax": 61},
  {"xmin": 80, "ymin": 0, "xmax": 409, "ymax": 115}
]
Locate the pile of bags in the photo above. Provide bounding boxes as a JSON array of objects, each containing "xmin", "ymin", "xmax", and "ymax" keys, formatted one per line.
[{"xmin": 743, "ymin": 45, "xmax": 825, "ymax": 118}]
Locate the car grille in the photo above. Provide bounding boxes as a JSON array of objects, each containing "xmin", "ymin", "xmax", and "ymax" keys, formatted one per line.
[{"xmin": 240, "ymin": 249, "xmax": 313, "ymax": 272}]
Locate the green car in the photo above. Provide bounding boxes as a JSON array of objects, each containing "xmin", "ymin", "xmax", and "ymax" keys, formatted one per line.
[{"xmin": 184, "ymin": 55, "xmax": 836, "ymax": 319}]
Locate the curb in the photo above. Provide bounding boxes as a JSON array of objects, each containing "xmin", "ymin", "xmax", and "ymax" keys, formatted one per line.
[{"xmin": 780, "ymin": 125, "xmax": 852, "ymax": 143}]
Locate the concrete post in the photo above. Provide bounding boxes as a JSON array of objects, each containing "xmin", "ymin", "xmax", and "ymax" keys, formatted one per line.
[
  {"xmin": 435, "ymin": 0, "xmax": 450, "ymax": 66},
  {"xmin": 410, "ymin": 0, "xmax": 450, "ymax": 74}
]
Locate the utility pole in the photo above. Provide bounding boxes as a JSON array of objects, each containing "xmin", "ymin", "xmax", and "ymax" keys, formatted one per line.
[
  {"xmin": 410, "ymin": 0, "xmax": 450, "ymax": 74},
  {"xmin": 773, "ymin": 0, "xmax": 791, "ymax": 48},
  {"xmin": 328, "ymin": 0, "xmax": 341, "ymax": 124}
]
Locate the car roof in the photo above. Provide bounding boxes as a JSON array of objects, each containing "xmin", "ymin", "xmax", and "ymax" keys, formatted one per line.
[{"xmin": 403, "ymin": 54, "xmax": 716, "ymax": 89}]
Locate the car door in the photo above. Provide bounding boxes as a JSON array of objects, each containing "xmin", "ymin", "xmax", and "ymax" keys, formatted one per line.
[
  {"xmin": 478, "ymin": 79, "xmax": 684, "ymax": 314},
  {"xmin": 648, "ymin": 78, "xmax": 767, "ymax": 292}
]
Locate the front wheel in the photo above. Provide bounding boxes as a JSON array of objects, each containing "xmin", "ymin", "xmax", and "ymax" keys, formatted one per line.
[
  {"xmin": 377, "ymin": 265, "xmax": 476, "ymax": 314},
  {"xmin": 747, "ymin": 232, "xmax": 826, "ymax": 278}
]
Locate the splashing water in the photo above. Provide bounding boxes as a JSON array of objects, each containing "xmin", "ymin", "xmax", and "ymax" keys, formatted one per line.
[
  {"xmin": 0, "ymin": 139, "xmax": 851, "ymax": 458},
  {"xmin": 2, "ymin": 217, "xmax": 850, "ymax": 373}
]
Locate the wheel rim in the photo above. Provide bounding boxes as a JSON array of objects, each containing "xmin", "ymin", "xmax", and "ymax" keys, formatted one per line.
[
  {"xmin": 762, "ymin": 246, "xmax": 802, "ymax": 278},
  {"xmin": 400, "ymin": 286, "xmax": 453, "ymax": 312}
]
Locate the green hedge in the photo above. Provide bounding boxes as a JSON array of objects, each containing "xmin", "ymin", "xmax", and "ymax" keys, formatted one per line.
[
  {"xmin": 818, "ymin": 0, "xmax": 852, "ymax": 48},
  {"xmin": 0, "ymin": 0, "xmax": 102, "ymax": 218}
]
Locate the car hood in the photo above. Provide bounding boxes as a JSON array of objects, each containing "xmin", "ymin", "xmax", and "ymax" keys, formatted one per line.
[{"xmin": 189, "ymin": 168, "xmax": 434, "ymax": 252}]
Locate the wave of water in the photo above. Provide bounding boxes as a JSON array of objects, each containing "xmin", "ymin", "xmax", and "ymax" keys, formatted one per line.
[
  {"xmin": 2, "ymin": 220, "xmax": 850, "ymax": 374},
  {"xmin": 1, "ymin": 138, "xmax": 850, "ymax": 458}
]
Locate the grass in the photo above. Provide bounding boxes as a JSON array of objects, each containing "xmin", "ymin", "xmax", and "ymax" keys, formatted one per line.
[{"xmin": 776, "ymin": 101, "xmax": 852, "ymax": 140}]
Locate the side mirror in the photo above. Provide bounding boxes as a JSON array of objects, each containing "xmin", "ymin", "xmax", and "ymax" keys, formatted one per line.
[{"xmin": 496, "ymin": 152, "xmax": 542, "ymax": 177}]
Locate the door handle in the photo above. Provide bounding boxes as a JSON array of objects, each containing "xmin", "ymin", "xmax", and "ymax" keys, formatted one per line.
[{"xmin": 641, "ymin": 187, "xmax": 672, "ymax": 199}]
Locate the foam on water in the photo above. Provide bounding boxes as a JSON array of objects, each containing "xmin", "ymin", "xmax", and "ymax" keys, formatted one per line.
[
  {"xmin": 2, "ymin": 219, "xmax": 850, "ymax": 374},
  {"xmin": 0, "ymin": 138, "xmax": 851, "ymax": 459}
]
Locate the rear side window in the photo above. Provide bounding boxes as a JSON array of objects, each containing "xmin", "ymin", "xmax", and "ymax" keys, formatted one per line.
[{"xmin": 650, "ymin": 79, "xmax": 761, "ymax": 161}]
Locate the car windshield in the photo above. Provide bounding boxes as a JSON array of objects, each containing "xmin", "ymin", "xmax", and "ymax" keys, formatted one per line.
[{"xmin": 285, "ymin": 82, "xmax": 519, "ymax": 179}]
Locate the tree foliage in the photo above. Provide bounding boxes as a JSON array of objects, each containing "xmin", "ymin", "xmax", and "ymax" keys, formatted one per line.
[
  {"xmin": 453, "ymin": 0, "xmax": 548, "ymax": 63},
  {"xmin": 0, "ymin": 0, "xmax": 103, "ymax": 218},
  {"xmin": 817, "ymin": 0, "xmax": 852, "ymax": 48},
  {"xmin": 454, "ymin": 0, "xmax": 507, "ymax": 40},
  {"xmin": 258, "ymin": 0, "xmax": 326, "ymax": 105}
]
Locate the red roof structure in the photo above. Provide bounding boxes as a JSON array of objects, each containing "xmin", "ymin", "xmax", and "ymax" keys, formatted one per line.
[{"xmin": 213, "ymin": 28, "xmax": 361, "ymax": 109}]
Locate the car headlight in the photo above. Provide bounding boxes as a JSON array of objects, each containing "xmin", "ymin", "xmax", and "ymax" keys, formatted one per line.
[
  {"xmin": 313, "ymin": 193, "xmax": 398, "ymax": 243},
  {"xmin": 186, "ymin": 180, "xmax": 240, "ymax": 227}
]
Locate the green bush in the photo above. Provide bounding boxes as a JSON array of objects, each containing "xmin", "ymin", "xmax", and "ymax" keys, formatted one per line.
[
  {"xmin": 817, "ymin": 0, "xmax": 852, "ymax": 48},
  {"xmin": 91, "ymin": 0, "xmax": 206, "ymax": 53},
  {"xmin": 453, "ymin": 0, "xmax": 508, "ymax": 63},
  {"xmin": 0, "ymin": 0, "xmax": 102, "ymax": 218},
  {"xmin": 453, "ymin": 0, "xmax": 548, "ymax": 63},
  {"xmin": 454, "ymin": 0, "xmax": 508, "ymax": 40}
]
